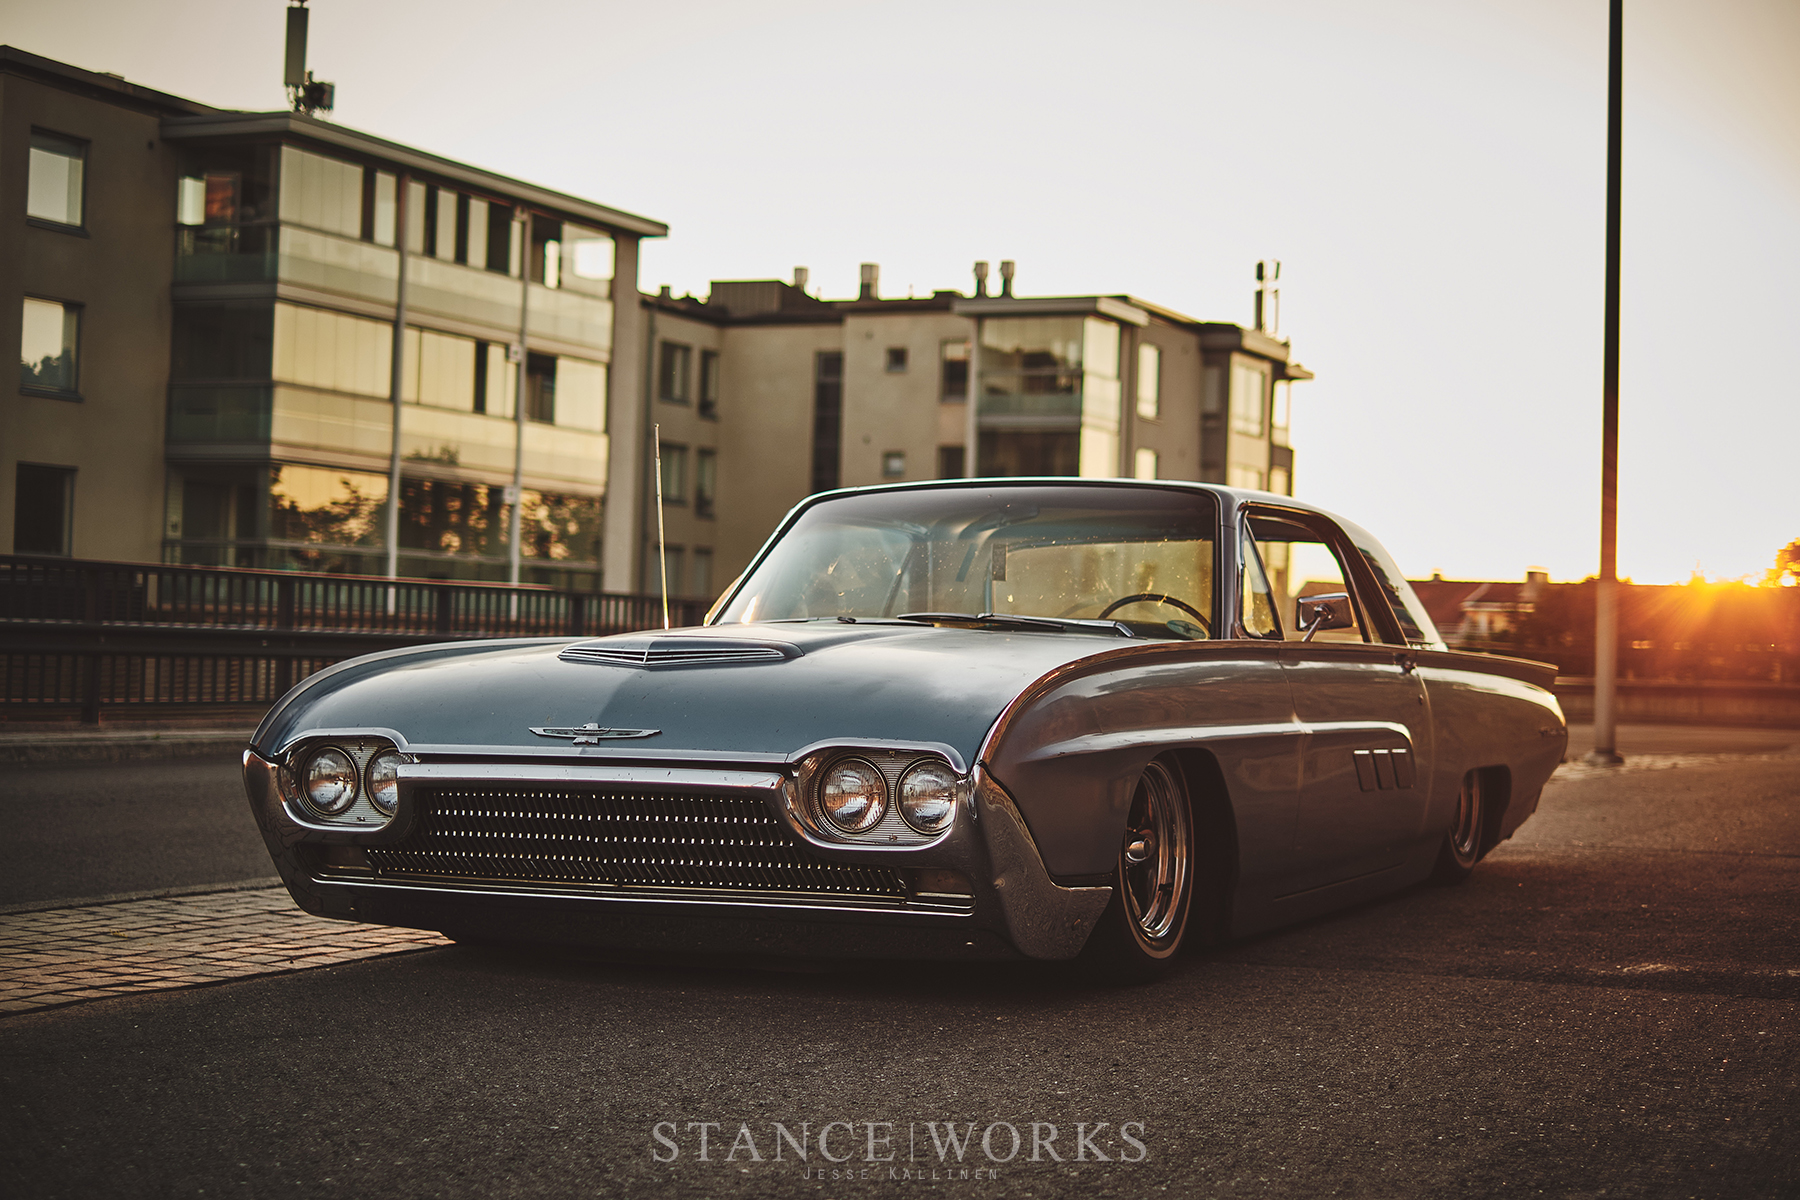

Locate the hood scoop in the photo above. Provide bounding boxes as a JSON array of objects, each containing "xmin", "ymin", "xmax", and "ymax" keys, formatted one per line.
[{"xmin": 559, "ymin": 635, "xmax": 803, "ymax": 668}]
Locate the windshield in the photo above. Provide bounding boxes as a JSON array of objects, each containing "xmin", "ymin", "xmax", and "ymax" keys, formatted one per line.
[{"xmin": 715, "ymin": 485, "xmax": 1218, "ymax": 639}]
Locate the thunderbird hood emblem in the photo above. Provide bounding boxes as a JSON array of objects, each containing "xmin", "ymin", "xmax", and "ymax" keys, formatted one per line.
[{"xmin": 531, "ymin": 723, "xmax": 661, "ymax": 744}]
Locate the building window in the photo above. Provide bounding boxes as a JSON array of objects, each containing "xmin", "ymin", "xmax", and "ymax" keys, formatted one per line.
[
  {"xmin": 1271, "ymin": 380, "xmax": 1291, "ymax": 446},
  {"xmin": 421, "ymin": 186, "xmax": 440, "ymax": 257},
  {"xmin": 20, "ymin": 298, "xmax": 80, "ymax": 395},
  {"xmin": 525, "ymin": 353, "xmax": 556, "ymax": 423},
  {"xmin": 485, "ymin": 202, "xmax": 515, "ymax": 274},
  {"xmin": 1268, "ymin": 466, "xmax": 1291, "ymax": 496},
  {"xmin": 812, "ymin": 351, "xmax": 843, "ymax": 494},
  {"xmin": 658, "ymin": 341, "xmax": 691, "ymax": 403},
  {"xmin": 691, "ymin": 547, "xmax": 713, "ymax": 598},
  {"xmin": 473, "ymin": 342, "xmax": 489, "ymax": 413},
  {"xmin": 27, "ymin": 131, "xmax": 85, "ymax": 227},
  {"xmin": 886, "ymin": 346, "xmax": 909, "ymax": 373},
  {"xmin": 694, "ymin": 448, "xmax": 717, "ymax": 518},
  {"xmin": 937, "ymin": 445, "xmax": 965, "ymax": 479},
  {"xmin": 565, "ymin": 227, "xmax": 614, "ymax": 291},
  {"xmin": 1136, "ymin": 343, "xmax": 1161, "ymax": 419},
  {"xmin": 279, "ymin": 146, "xmax": 361, "ymax": 239},
  {"xmin": 665, "ymin": 546, "xmax": 686, "ymax": 596},
  {"xmin": 1229, "ymin": 465, "xmax": 1265, "ymax": 490},
  {"xmin": 530, "ymin": 217, "xmax": 563, "ymax": 288},
  {"xmin": 14, "ymin": 464, "xmax": 74, "ymax": 556},
  {"xmin": 882, "ymin": 450, "xmax": 906, "ymax": 478},
  {"xmin": 698, "ymin": 350, "xmax": 720, "ymax": 419},
  {"xmin": 940, "ymin": 339, "xmax": 969, "ymax": 402},
  {"xmin": 1134, "ymin": 448, "xmax": 1158, "ymax": 480},
  {"xmin": 557, "ymin": 357, "xmax": 607, "ymax": 432},
  {"xmin": 660, "ymin": 443, "xmax": 688, "ymax": 504},
  {"xmin": 1230, "ymin": 363, "xmax": 1266, "ymax": 437}
]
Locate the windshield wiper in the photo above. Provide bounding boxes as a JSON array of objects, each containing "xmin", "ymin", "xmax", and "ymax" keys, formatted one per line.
[{"xmin": 894, "ymin": 612, "xmax": 1134, "ymax": 637}]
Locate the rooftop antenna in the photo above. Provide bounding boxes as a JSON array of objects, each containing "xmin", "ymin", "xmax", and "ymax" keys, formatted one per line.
[
  {"xmin": 284, "ymin": 1, "xmax": 335, "ymax": 116},
  {"xmin": 653, "ymin": 423, "xmax": 670, "ymax": 629}
]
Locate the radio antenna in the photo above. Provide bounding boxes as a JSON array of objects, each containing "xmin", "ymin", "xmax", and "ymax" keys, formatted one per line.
[{"xmin": 653, "ymin": 423, "xmax": 670, "ymax": 629}]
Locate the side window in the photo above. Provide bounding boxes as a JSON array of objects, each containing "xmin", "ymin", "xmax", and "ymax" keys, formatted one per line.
[
  {"xmin": 1248, "ymin": 515, "xmax": 1369, "ymax": 643},
  {"xmin": 1358, "ymin": 548, "xmax": 1437, "ymax": 647},
  {"xmin": 1238, "ymin": 524, "xmax": 1281, "ymax": 639}
]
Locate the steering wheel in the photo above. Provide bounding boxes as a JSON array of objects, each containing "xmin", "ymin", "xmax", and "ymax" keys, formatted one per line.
[{"xmin": 1099, "ymin": 593, "xmax": 1208, "ymax": 626}]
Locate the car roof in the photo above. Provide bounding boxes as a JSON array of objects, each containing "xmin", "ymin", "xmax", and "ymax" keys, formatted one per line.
[{"xmin": 800, "ymin": 476, "xmax": 1343, "ymax": 523}]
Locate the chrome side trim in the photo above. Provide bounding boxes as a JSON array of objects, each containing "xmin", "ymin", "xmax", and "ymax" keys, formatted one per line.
[
  {"xmin": 316, "ymin": 875, "xmax": 971, "ymax": 918},
  {"xmin": 395, "ymin": 762, "xmax": 786, "ymax": 792}
]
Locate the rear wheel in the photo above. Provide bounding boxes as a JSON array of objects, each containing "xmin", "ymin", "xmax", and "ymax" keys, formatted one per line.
[
  {"xmin": 1081, "ymin": 758, "xmax": 1194, "ymax": 978},
  {"xmin": 1432, "ymin": 771, "xmax": 1485, "ymax": 884}
]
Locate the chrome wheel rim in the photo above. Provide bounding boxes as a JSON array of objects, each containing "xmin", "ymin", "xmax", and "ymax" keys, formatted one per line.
[
  {"xmin": 1120, "ymin": 761, "xmax": 1190, "ymax": 948},
  {"xmin": 1450, "ymin": 773, "xmax": 1482, "ymax": 865}
]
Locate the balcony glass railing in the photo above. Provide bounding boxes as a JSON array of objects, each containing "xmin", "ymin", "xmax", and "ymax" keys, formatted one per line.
[
  {"xmin": 167, "ymin": 385, "xmax": 273, "ymax": 443},
  {"xmin": 175, "ymin": 224, "xmax": 615, "ymax": 353},
  {"xmin": 174, "ymin": 225, "xmax": 278, "ymax": 284}
]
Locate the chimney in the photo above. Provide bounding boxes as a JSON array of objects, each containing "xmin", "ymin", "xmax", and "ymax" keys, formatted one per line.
[
  {"xmin": 859, "ymin": 263, "xmax": 879, "ymax": 301},
  {"xmin": 973, "ymin": 261, "xmax": 989, "ymax": 299},
  {"xmin": 1254, "ymin": 260, "xmax": 1281, "ymax": 334},
  {"xmin": 1524, "ymin": 568, "xmax": 1549, "ymax": 603},
  {"xmin": 792, "ymin": 266, "xmax": 809, "ymax": 294},
  {"xmin": 999, "ymin": 260, "xmax": 1015, "ymax": 298},
  {"xmin": 658, "ymin": 284, "xmax": 672, "ymax": 300}
]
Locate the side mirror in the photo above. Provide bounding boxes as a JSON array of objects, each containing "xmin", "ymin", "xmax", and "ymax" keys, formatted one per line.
[{"xmin": 1296, "ymin": 592, "xmax": 1353, "ymax": 642}]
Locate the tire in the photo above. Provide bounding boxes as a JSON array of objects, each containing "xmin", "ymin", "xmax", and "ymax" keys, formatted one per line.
[
  {"xmin": 1080, "ymin": 758, "xmax": 1195, "ymax": 979},
  {"xmin": 1431, "ymin": 771, "xmax": 1485, "ymax": 885}
]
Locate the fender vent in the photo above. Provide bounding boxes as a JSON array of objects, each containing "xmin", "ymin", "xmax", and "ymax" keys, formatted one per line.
[{"xmin": 559, "ymin": 636, "xmax": 801, "ymax": 668}]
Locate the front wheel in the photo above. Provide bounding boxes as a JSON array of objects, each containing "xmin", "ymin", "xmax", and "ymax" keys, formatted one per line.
[
  {"xmin": 1431, "ymin": 771, "xmax": 1485, "ymax": 885},
  {"xmin": 1080, "ymin": 758, "xmax": 1194, "ymax": 979}
]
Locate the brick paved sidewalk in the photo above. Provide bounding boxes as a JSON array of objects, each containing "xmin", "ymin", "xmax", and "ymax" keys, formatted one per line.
[{"xmin": 0, "ymin": 887, "xmax": 449, "ymax": 1016}]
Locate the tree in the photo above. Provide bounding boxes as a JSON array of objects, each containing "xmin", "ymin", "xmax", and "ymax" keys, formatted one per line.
[{"xmin": 1767, "ymin": 540, "xmax": 1800, "ymax": 588}]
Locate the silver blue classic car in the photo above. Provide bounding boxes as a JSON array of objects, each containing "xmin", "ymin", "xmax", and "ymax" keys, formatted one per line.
[{"xmin": 242, "ymin": 480, "xmax": 1566, "ymax": 975}]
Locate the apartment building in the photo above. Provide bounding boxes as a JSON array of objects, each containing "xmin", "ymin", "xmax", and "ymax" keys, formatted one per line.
[
  {"xmin": 631, "ymin": 268, "xmax": 1311, "ymax": 596},
  {"xmin": 3, "ymin": 46, "xmax": 663, "ymax": 589}
]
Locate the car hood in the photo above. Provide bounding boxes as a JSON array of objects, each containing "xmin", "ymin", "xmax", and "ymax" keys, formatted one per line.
[{"xmin": 254, "ymin": 622, "xmax": 1125, "ymax": 767}]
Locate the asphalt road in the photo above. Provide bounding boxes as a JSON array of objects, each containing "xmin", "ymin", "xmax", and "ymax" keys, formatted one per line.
[
  {"xmin": 2, "ymin": 734, "xmax": 1796, "ymax": 1198},
  {"xmin": 0, "ymin": 757, "xmax": 272, "ymax": 907}
]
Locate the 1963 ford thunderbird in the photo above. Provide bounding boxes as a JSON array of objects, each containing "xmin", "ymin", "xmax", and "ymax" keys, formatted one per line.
[{"xmin": 242, "ymin": 480, "xmax": 1566, "ymax": 976}]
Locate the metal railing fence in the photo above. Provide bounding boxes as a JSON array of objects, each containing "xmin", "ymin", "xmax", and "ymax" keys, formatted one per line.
[{"xmin": 0, "ymin": 555, "xmax": 712, "ymax": 722}]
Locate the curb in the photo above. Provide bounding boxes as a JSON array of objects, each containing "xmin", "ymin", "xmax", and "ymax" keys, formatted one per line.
[{"xmin": 0, "ymin": 732, "xmax": 254, "ymax": 766}]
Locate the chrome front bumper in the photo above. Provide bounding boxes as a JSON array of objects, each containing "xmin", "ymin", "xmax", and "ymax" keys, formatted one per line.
[{"xmin": 243, "ymin": 750, "xmax": 1111, "ymax": 961}]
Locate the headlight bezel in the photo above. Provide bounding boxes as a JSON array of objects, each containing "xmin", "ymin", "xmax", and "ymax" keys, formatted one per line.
[
  {"xmin": 797, "ymin": 748, "xmax": 968, "ymax": 845},
  {"xmin": 277, "ymin": 733, "xmax": 411, "ymax": 827}
]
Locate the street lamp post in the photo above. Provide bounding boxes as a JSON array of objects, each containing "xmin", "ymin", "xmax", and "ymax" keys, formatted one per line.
[{"xmin": 1587, "ymin": 0, "xmax": 1626, "ymax": 766}]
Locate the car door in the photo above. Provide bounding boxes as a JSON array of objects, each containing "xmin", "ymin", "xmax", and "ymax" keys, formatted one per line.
[{"xmin": 1242, "ymin": 509, "xmax": 1432, "ymax": 889}]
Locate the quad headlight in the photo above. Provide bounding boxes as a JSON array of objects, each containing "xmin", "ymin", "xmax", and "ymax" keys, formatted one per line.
[
  {"xmin": 819, "ymin": 758, "xmax": 888, "ymax": 833},
  {"xmin": 302, "ymin": 747, "xmax": 358, "ymax": 816},
  {"xmin": 365, "ymin": 748, "xmax": 404, "ymax": 816},
  {"xmin": 803, "ymin": 751, "xmax": 964, "ymax": 842},
  {"xmin": 897, "ymin": 761, "xmax": 959, "ymax": 834}
]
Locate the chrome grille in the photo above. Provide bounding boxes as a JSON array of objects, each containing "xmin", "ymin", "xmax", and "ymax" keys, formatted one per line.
[{"xmin": 365, "ymin": 786, "xmax": 911, "ymax": 905}]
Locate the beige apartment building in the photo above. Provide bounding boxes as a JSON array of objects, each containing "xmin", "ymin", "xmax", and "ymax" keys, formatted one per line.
[
  {"xmin": 3, "ymin": 46, "xmax": 662, "ymax": 590},
  {"xmin": 633, "ymin": 270, "xmax": 1310, "ymax": 598},
  {"xmin": 6, "ymin": 47, "xmax": 1311, "ymax": 602}
]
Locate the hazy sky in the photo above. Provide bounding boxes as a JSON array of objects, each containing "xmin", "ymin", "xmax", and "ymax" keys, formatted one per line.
[{"xmin": 10, "ymin": 0, "xmax": 1797, "ymax": 583}]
